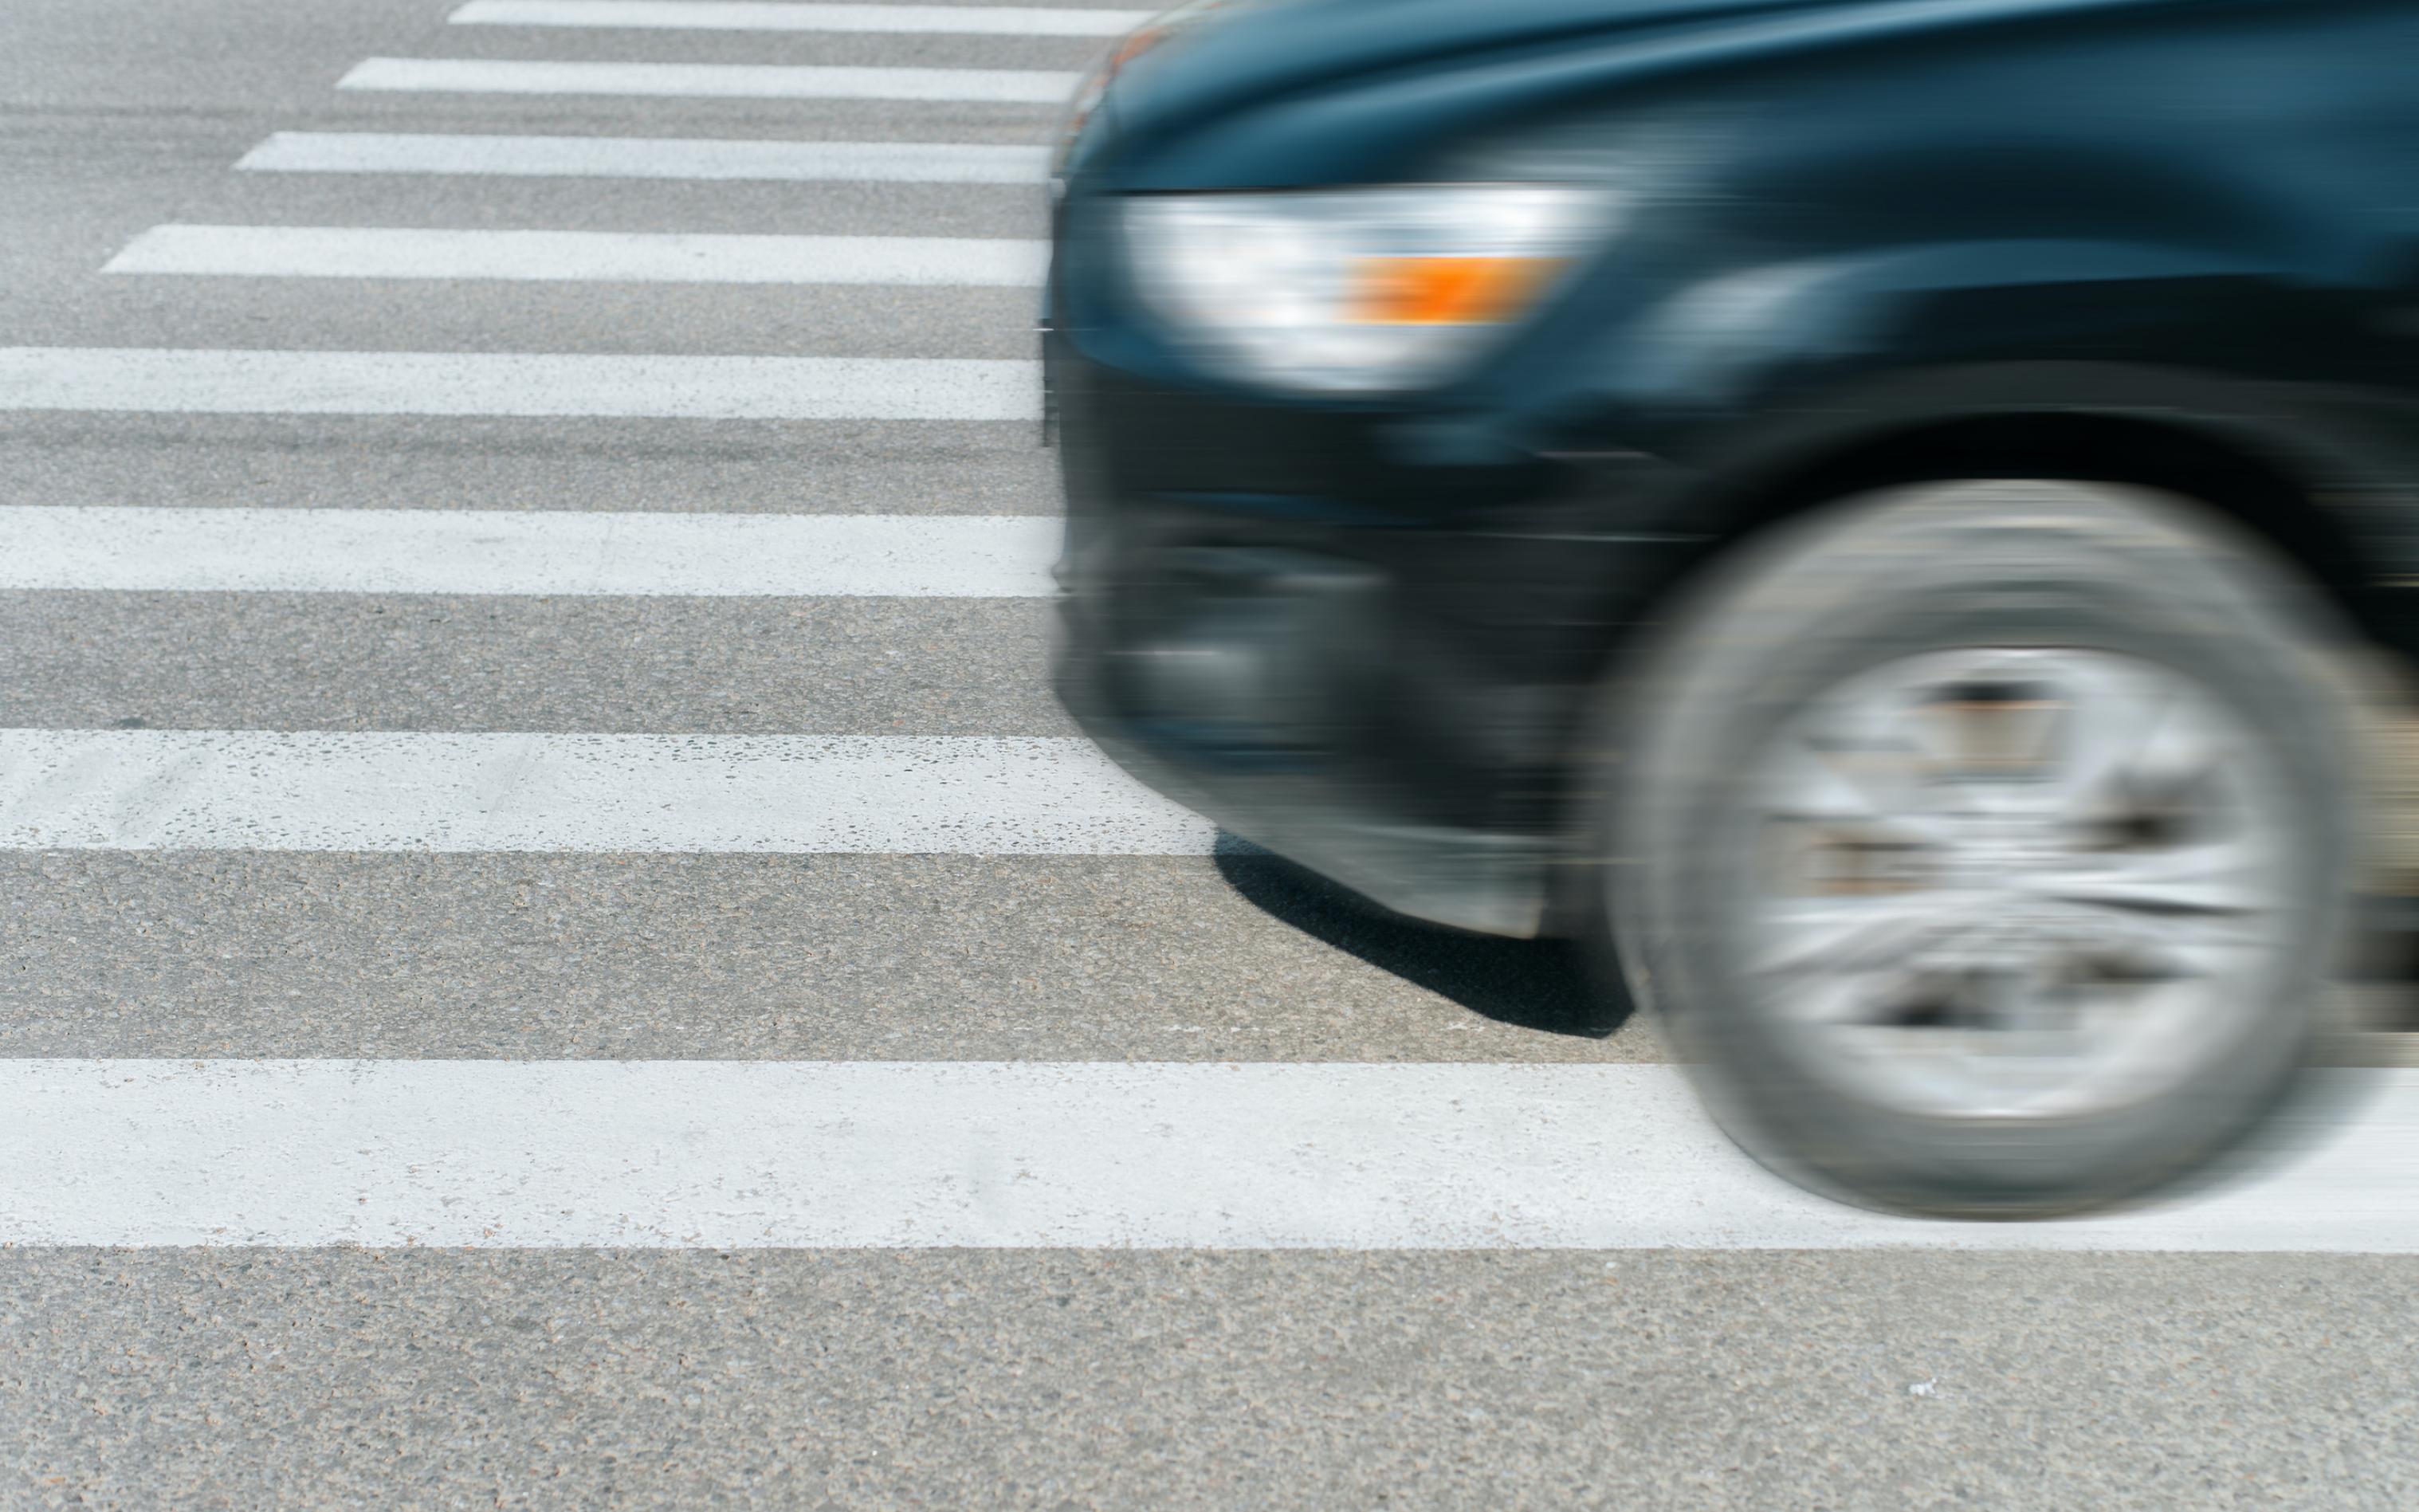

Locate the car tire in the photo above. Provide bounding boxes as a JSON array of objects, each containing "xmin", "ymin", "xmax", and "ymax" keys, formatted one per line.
[{"xmin": 1604, "ymin": 480, "xmax": 2366, "ymax": 1217}]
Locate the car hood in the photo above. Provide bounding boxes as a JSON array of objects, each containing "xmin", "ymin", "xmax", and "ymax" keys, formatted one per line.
[
  {"xmin": 1110, "ymin": 0, "xmax": 1849, "ymax": 120},
  {"xmin": 1102, "ymin": 0, "xmax": 2166, "ymax": 170}
]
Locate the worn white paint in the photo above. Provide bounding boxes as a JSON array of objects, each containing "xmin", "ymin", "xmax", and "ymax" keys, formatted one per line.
[
  {"xmin": 449, "ymin": 1, "xmax": 1149, "ymax": 36},
  {"xmin": 105, "ymin": 226, "xmax": 1050, "ymax": 286},
  {"xmin": 338, "ymin": 57, "xmax": 1081, "ymax": 103},
  {"xmin": 2, "ymin": 1061, "xmax": 2412, "ymax": 1251},
  {"xmin": 0, "ymin": 732, "xmax": 1210, "ymax": 854},
  {"xmin": 235, "ymin": 132, "xmax": 1053, "ymax": 184},
  {"xmin": 0, "ymin": 348, "xmax": 1039, "ymax": 420},
  {"xmin": 0, "ymin": 507, "xmax": 1060, "ymax": 597}
]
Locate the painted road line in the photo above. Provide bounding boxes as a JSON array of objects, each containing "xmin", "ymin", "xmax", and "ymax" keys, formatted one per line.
[
  {"xmin": 338, "ymin": 57, "xmax": 1081, "ymax": 103},
  {"xmin": 105, "ymin": 226, "xmax": 1050, "ymax": 286},
  {"xmin": 235, "ymin": 132, "xmax": 1053, "ymax": 183},
  {"xmin": 0, "ymin": 507, "xmax": 1058, "ymax": 597},
  {"xmin": 2, "ymin": 1060, "xmax": 2413, "ymax": 1250},
  {"xmin": 450, "ymin": 1, "xmax": 1149, "ymax": 36},
  {"xmin": 0, "ymin": 731, "xmax": 1208, "ymax": 854},
  {"xmin": 0, "ymin": 348, "xmax": 1039, "ymax": 420}
]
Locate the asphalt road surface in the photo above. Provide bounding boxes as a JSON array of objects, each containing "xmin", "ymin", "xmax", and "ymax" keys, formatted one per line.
[{"xmin": 5, "ymin": 2, "xmax": 2419, "ymax": 1506}]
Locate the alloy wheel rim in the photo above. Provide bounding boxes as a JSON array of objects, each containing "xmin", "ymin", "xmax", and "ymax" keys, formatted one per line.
[{"xmin": 1736, "ymin": 646, "xmax": 2299, "ymax": 1121}]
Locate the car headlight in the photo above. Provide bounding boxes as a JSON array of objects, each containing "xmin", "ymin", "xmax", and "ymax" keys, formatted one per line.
[{"xmin": 1121, "ymin": 184, "xmax": 1616, "ymax": 395}]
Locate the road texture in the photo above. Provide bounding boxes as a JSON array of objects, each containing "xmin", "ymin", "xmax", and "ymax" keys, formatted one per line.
[{"xmin": 2, "ymin": 1, "xmax": 2416, "ymax": 1506}]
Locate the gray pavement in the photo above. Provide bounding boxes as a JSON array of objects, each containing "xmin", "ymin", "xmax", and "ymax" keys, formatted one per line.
[
  {"xmin": 0, "ymin": 592, "xmax": 1067, "ymax": 733},
  {"xmin": 0, "ymin": 851, "xmax": 1645, "ymax": 1063},
  {"xmin": 2, "ymin": 0, "xmax": 2414, "ymax": 1506},
  {"xmin": 0, "ymin": 416, "xmax": 1057, "ymax": 513},
  {"xmin": 8, "ymin": 1249, "xmax": 2414, "ymax": 1509}
]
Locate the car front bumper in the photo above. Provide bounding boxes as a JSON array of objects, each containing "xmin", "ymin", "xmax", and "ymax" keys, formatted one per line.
[{"xmin": 1046, "ymin": 329, "xmax": 1698, "ymax": 938}]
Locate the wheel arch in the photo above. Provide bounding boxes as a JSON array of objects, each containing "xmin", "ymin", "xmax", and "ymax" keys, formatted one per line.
[
  {"xmin": 1659, "ymin": 407, "xmax": 2386, "ymax": 651},
  {"xmin": 1541, "ymin": 395, "xmax": 2411, "ymax": 933}
]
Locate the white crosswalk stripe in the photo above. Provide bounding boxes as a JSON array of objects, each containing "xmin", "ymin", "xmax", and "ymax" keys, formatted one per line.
[
  {"xmin": 234, "ymin": 132, "xmax": 1054, "ymax": 183},
  {"xmin": 0, "ymin": 348, "xmax": 1040, "ymax": 419},
  {"xmin": 448, "ymin": 1, "xmax": 1151, "ymax": 36},
  {"xmin": 6, "ymin": 1060, "xmax": 2413, "ymax": 1251},
  {"xmin": 0, "ymin": 507, "xmax": 1060, "ymax": 596},
  {"xmin": 0, "ymin": 730, "xmax": 1210, "ymax": 854},
  {"xmin": 338, "ymin": 57, "xmax": 1082, "ymax": 102},
  {"xmin": 105, "ymin": 225, "xmax": 1050, "ymax": 285}
]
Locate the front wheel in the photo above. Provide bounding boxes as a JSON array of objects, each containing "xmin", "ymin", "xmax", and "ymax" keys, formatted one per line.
[{"xmin": 1608, "ymin": 481, "xmax": 2370, "ymax": 1217}]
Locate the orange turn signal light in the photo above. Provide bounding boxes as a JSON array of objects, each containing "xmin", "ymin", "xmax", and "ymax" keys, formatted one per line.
[{"xmin": 1347, "ymin": 255, "xmax": 1565, "ymax": 325}]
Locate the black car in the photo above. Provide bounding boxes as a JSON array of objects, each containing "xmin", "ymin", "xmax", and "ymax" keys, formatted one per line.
[{"xmin": 1043, "ymin": 0, "xmax": 2419, "ymax": 1215}]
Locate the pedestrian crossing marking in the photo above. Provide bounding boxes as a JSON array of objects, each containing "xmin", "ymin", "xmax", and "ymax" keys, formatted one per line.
[
  {"xmin": 0, "ymin": 348, "xmax": 1039, "ymax": 420},
  {"xmin": 107, "ymin": 225, "xmax": 1050, "ymax": 285},
  {"xmin": 338, "ymin": 57, "xmax": 1082, "ymax": 103},
  {"xmin": 235, "ymin": 132, "xmax": 1054, "ymax": 183},
  {"xmin": 0, "ymin": 730, "xmax": 1210, "ymax": 854},
  {"xmin": 449, "ymin": 1, "xmax": 1150, "ymax": 36},
  {"xmin": 0, "ymin": 506, "xmax": 1059, "ymax": 596},
  {"xmin": 4, "ymin": 1060, "xmax": 2411, "ymax": 1250}
]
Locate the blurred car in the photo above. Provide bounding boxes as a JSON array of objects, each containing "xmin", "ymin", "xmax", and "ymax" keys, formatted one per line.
[{"xmin": 1043, "ymin": 0, "xmax": 2419, "ymax": 1215}]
